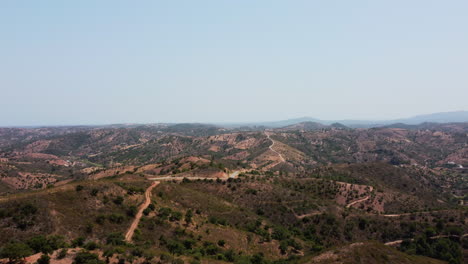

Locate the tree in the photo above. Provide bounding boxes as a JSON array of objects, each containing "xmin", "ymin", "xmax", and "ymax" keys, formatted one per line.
[
  {"xmin": 185, "ymin": 209, "xmax": 193, "ymax": 224},
  {"xmin": 36, "ymin": 254, "xmax": 50, "ymax": 264},
  {"xmin": 217, "ymin": 240, "xmax": 226, "ymax": 247},
  {"xmin": 113, "ymin": 196, "xmax": 124, "ymax": 205},
  {"xmin": 0, "ymin": 243, "xmax": 33, "ymax": 264},
  {"xmin": 106, "ymin": 233, "xmax": 125, "ymax": 246},
  {"xmin": 27, "ymin": 235, "xmax": 52, "ymax": 254},
  {"xmin": 73, "ymin": 251, "xmax": 105, "ymax": 264},
  {"xmin": 126, "ymin": 206, "xmax": 138, "ymax": 217}
]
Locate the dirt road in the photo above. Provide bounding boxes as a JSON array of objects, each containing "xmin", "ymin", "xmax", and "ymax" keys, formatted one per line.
[
  {"xmin": 346, "ymin": 195, "xmax": 371, "ymax": 208},
  {"xmin": 265, "ymin": 131, "xmax": 285, "ymax": 162},
  {"xmin": 124, "ymin": 181, "xmax": 159, "ymax": 242},
  {"xmin": 148, "ymin": 170, "xmax": 241, "ymax": 182},
  {"xmin": 384, "ymin": 234, "xmax": 468, "ymax": 246},
  {"xmin": 382, "ymin": 209, "xmax": 452, "ymax": 218}
]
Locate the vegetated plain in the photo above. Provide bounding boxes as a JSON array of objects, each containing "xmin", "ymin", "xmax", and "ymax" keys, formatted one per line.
[{"xmin": 0, "ymin": 121, "xmax": 466, "ymax": 264}]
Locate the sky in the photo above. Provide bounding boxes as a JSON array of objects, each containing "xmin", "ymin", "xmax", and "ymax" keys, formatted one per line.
[{"xmin": 1, "ymin": 1, "xmax": 467, "ymax": 126}]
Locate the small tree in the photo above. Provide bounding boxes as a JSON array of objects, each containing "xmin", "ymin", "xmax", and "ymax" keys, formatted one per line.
[
  {"xmin": 217, "ymin": 240, "xmax": 226, "ymax": 247},
  {"xmin": 0, "ymin": 243, "xmax": 33, "ymax": 264},
  {"xmin": 36, "ymin": 254, "xmax": 50, "ymax": 264},
  {"xmin": 185, "ymin": 210, "xmax": 193, "ymax": 224},
  {"xmin": 73, "ymin": 251, "xmax": 104, "ymax": 264}
]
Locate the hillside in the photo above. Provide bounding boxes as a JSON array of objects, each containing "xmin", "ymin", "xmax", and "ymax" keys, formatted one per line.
[{"xmin": 0, "ymin": 123, "xmax": 467, "ymax": 264}]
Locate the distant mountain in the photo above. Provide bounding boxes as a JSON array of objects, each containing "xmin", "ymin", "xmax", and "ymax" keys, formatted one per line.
[
  {"xmin": 280, "ymin": 121, "xmax": 328, "ymax": 131},
  {"xmin": 391, "ymin": 111, "xmax": 468, "ymax": 124},
  {"xmin": 218, "ymin": 111, "xmax": 468, "ymax": 128},
  {"xmin": 219, "ymin": 117, "xmax": 322, "ymax": 129}
]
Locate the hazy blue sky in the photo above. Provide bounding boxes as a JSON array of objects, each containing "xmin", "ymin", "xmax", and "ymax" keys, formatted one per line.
[{"xmin": 1, "ymin": 1, "xmax": 467, "ymax": 126}]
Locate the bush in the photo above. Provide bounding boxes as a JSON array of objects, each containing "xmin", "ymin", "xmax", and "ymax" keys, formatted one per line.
[
  {"xmin": 143, "ymin": 208, "xmax": 151, "ymax": 216},
  {"xmin": 95, "ymin": 215, "xmax": 106, "ymax": 225},
  {"xmin": 27, "ymin": 235, "xmax": 52, "ymax": 254},
  {"xmin": 170, "ymin": 211, "xmax": 183, "ymax": 222},
  {"xmin": 108, "ymin": 214, "xmax": 125, "ymax": 224},
  {"xmin": 20, "ymin": 203, "xmax": 38, "ymax": 216},
  {"xmin": 84, "ymin": 241, "xmax": 99, "ymax": 250},
  {"xmin": 90, "ymin": 189, "xmax": 99, "ymax": 196},
  {"xmin": 86, "ymin": 223, "xmax": 94, "ymax": 234},
  {"xmin": 36, "ymin": 254, "xmax": 50, "ymax": 264},
  {"xmin": 272, "ymin": 226, "xmax": 290, "ymax": 241},
  {"xmin": 57, "ymin": 249, "xmax": 68, "ymax": 259},
  {"xmin": 113, "ymin": 196, "xmax": 124, "ymax": 205},
  {"xmin": 72, "ymin": 237, "xmax": 85, "ymax": 247},
  {"xmin": 166, "ymin": 240, "xmax": 184, "ymax": 255},
  {"xmin": 185, "ymin": 210, "xmax": 193, "ymax": 223},
  {"xmin": 73, "ymin": 251, "xmax": 105, "ymax": 264},
  {"xmin": 106, "ymin": 233, "xmax": 125, "ymax": 246},
  {"xmin": 127, "ymin": 206, "xmax": 138, "ymax": 217},
  {"xmin": 27, "ymin": 235, "xmax": 64, "ymax": 254},
  {"xmin": 76, "ymin": 185, "xmax": 84, "ymax": 192}
]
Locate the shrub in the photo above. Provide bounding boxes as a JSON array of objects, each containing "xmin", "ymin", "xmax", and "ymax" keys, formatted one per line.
[
  {"xmin": 170, "ymin": 211, "xmax": 183, "ymax": 222},
  {"xmin": 113, "ymin": 196, "xmax": 124, "ymax": 205},
  {"xmin": 143, "ymin": 208, "xmax": 151, "ymax": 216},
  {"xmin": 95, "ymin": 215, "xmax": 106, "ymax": 225},
  {"xmin": 90, "ymin": 189, "xmax": 99, "ymax": 196},
  {"xmin": 108, "ymin": 214, "xmax": 125, "ymax": 224},
  {"xmin": 106, "ymin": 233, "xmax": 125, "ymax": 246},
  {"xmin": 73, "ymin": 251, "xmax": 105, "ymax": 264},
  {"xmin": 57, "ymin": 249, "xmax": 68, "ymax": 259},
  {"xmin": 127, "ymin": 206, "xmax": 138, "ymax": 217},
  {"xmin": 185, "ymin": 210, "xmax": 193, "ymax": 223},
  {"xmin": 85, "ymin": 223, "xmax": 93, "ymax": 234},
  {"xmin": 36, "ymin": 254, "xmax": 50, "ymax": 264},
  {"xmin": 72, "ymin": 237, "xmax": 85, "ymax": 247},
  {"xmin": 84, "ymin": 241, "xmax": 99, "ymax": 250},
  {"xmin": 27, "ymin": 235, "xmax": 64, "ymax": 254}
]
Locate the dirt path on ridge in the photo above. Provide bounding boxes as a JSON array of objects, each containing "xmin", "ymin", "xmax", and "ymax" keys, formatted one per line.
[
  {"xmin": 124, "ymin": 181, "xmax": 159, "ymax": 242},
  {"xmin": 346, "ymin": 195, "xmax": 371, "ymax": 208},
  {"xmin": 265, "ymin": 131, "xmax": 285, "ymax": 163}
]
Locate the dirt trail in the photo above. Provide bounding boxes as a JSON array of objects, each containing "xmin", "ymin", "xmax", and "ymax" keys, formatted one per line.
[
  {"xmin": 382, "ymin": 209, "xmax": 452, "ymax": 218},
  {"xmin": 345, "ymin": 185, "xmax": 373, "ymax": 208},
  {"xmin": 148, "ymin": 170, "xmax": 241, "ymax": 182},
  {"xmin": 384, "ymin": 234, "xmax": 468, "ymax": 246},
  {"xmin": 346, "ymin": 195, "xmax": 371, "ymax": 208},
  {"xmin": 124, "ymin": 181, "xmax": 159, "ymax": 242},
  {"xmin": 295, "ymin": 211, "xmax": 322, "ymax": 219},
  {"xmin": 265, "ymin": 131, "xmax": 285, "ymax": 162}
]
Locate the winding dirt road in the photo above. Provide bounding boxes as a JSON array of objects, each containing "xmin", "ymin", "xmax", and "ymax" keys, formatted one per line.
[
  {"xmin": 345, "ymin": 185, "xmax": 374, "ymax": 209},
  {"xmin": 124, "ymin": 181, "xmax": 159, "ymax": 242},
  {"xmin": 346, "ymin": 195, "xmax": 371, "ymax": 208},
  {"xmin": 265, "ymin": 131, "xmax": 285, "ymax": 162}
]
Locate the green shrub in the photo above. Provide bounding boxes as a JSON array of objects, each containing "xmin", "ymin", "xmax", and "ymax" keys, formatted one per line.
[
  {"xmin": 106, "ymin": 233, "xmax": 125, "ymax": 246},
  {"xmin": 73, "ymin": 251, "xmax": 105, "ymax": 264},
  {"xmin": 36, "ymin": 254, "xmax": 50, "ymax": 264}
]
